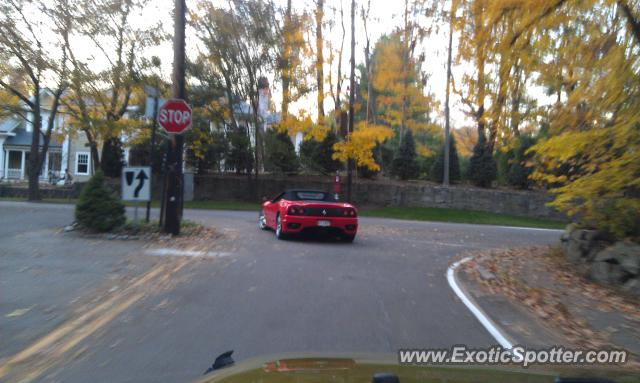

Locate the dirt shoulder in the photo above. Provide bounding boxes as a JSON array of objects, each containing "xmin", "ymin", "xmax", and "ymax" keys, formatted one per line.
[{"xmin": 457, "ymin": 246, "xmax": 640, "ymax": 367}]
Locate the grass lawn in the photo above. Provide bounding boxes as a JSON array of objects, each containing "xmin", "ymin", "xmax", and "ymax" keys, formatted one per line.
[
  {"xmin": 1, "ymin": 197, "xmax": 565, "ymax": 229},
  {"xmin": 359, "ymin": 206, "xmax": 566, "ymax": 229}
]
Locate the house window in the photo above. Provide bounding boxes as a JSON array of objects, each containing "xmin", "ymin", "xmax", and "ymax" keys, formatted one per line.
[{"xmin": 76, "ymin": 152, "xmax": 90, "ymax": 175}]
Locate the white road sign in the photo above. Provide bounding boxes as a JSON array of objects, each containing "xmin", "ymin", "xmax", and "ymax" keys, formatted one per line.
[{"xmin": 122, "ymin": 167, "xmax": 151, "ymax": 202}]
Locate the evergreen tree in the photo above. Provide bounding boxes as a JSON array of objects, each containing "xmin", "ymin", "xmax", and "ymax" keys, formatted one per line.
[
  {"xmin": 391, "ymin": 130, "xmax": 419, "ymax": 180},
  {"xmin": 226, "ymin": 128, "xmax": 254, "ymax": 174},
  {"xmin": 507, "ymin": 135, "xmax": 536, "ymax": 189},
  {"xmin": 299, "ymin": 130, "xmax": 341, "ymax": 175},
  {"xmin": 264, "ymin": 129, "xmax": 299, "ymax": 174},
  {"xmin": 430, "ymin": 135, "xmax": 461, "ymax": 183},
  {"xmin": 467, "ymin": 135, "xmax": 497, "ymax": 188},
  {"xmin": 75, "ymin": 171, "xmax": 125, "ymax": 232},
  {"xmin": 101, "ymin": 137, "xmax": 124, "ymax": 177}
]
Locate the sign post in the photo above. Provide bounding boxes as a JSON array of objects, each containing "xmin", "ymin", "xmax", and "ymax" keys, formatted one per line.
[
  {"xmin": 158, "ymin": 99, "xmax": 191, "ymax": 235},
  {"xmin": 163, "ymin": 0, "xmax": 188, "ymax": 236}
]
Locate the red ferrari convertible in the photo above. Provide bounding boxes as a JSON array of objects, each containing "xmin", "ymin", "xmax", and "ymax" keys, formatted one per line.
[{"xmin": 259, "ymin": 190, "xmax": 358, "ymax": 242}]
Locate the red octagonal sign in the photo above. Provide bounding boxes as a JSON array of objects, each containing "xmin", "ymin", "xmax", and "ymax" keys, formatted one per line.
[{"xmin": 158, "ymin": 99, "xmax": 192, "ymax": 135}]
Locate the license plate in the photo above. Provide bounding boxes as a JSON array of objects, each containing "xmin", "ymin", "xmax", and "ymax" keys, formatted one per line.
[{"xmin": 317, "ymin": 220, "xmax": 331, "ymax": 227}]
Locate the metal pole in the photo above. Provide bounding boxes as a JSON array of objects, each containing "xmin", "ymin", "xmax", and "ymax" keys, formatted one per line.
[
  {"xmin": 347, "ymin": 0, "xmax": 356, "ymax": 203},
  {"xmin": 146, "ymin": 93, "xmax": 159, "ymax": 222},
  {"xmin": 163, "ymin": 0, "xmax": 186, "ymax": 235}
]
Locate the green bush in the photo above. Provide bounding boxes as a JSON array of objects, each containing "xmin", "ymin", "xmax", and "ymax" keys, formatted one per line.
[
  {"xmin": 391, "ymin": 130, "xmax": 419, "ymax": 180},
  {"xmin": 75, "ymin": 171, "xmax": 126, "ymax": 232},
  {"xmin": 467, "ymin": 136, "xmax": 497, "ymax": 188},
  {"xmin": 430, "ymin": 135, "xmax": 461, "ymax": 183}
]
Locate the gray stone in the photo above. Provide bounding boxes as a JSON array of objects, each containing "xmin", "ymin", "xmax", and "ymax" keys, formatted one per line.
[
  {"xmin": 591, "ymin": 261, "xmax": 613, "ymax": 284},
  {"xmin": 63, "ymin": 225, "xmax": 75, "ymax": 232},
  {"xmin": 622, "ymin": 279, "xmax": 640, "ymax": 295},
  {"xmin": 612, "ymin": 243, "xmax": 640, "ymax": 275},
  {"xmin": 565, "ymin": 240, "xmax": 585, "ymax": 263},
  {"xmin": 594, "ymin": 243, "xmax": 640, "ymax": 276},
  {"xmin": 592, "ymin": 262, "xmax": 626, "ymax": 285},
  {"xmin": 594, "ymin": 247, "xmax": 617, "ymax": 262},
  {"xmin": 106, "ymin": 234, "xmax": 117, "ymax": 240},
  {"xmin": 476, "ymin": 265, "xmax": 496, "ymax": 281},
  {"xmin": 609, "ymin": 264, "xmax": 626, "ymax": 284}
]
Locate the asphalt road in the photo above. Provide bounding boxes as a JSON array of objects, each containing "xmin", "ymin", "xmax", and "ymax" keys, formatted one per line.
[{"xmin": 0, "ymin": 201, "xmax": 562, "ymax": 382}]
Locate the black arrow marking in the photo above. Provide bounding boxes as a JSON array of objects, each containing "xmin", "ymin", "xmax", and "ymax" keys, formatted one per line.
[
  {"xmin": 134, "ymin": 170, "xmax": 148, "ymax": 198},
  {"xmin": 125, "ymin": 171, "xmax": 134, "ymax": 186}
]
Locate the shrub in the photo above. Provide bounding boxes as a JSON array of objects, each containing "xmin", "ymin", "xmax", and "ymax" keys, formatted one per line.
[
  {"xmin": 75, "ymin": 171, "xmax": 126, "ymax": 232},
  {"xmin": 390, "ymin": 130, "xmax": 419, "ymax": 180},
  {"xmin": 430, "ymin": 135, "xmax": 461, "ymax": 183}
]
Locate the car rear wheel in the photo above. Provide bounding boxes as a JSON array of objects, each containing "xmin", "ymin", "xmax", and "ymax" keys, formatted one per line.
[
  {"xmin": 275, "ymin": 214, "xmax": 287, "ymax": 240},
  {"xmin": 258, "ymin": 210, "xmax": 268, "ymax": 230}
]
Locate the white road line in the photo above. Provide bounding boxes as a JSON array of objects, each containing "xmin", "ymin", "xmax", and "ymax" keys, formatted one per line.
[
  {"xmin": 446, "ymin": 257, "xmax": 514, "ymax": 350},
  {"xmin": 493, "ymin": 226, "xmax": 563, "ymax": 232}
]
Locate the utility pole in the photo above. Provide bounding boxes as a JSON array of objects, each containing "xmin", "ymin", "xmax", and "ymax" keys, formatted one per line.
[
  {"xmin": 443, "ymin": 3, "xmax": 454, "ymax": 186},
  {"xmin": 347, "ymin": 0, "xmax": 355, "ymax": 203},
  {"xmin": 163, "ymin": 0, "xmax": 187, "ymax": 235}
]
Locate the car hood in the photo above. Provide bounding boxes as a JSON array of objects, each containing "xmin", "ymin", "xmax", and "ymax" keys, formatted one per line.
[{"xmin": 196, "ymin": 353, "xmax": 639, "ymax": 383}]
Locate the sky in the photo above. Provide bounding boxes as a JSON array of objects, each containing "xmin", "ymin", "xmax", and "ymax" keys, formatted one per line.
[{"xmin": 142, "ymin": 0, "xmax": 470, "ymax": 128}]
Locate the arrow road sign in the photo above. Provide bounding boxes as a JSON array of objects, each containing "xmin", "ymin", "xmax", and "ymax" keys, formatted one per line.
[{"xmin": 122, "ymin": 166, "xmax": 151, "ymax": 202}]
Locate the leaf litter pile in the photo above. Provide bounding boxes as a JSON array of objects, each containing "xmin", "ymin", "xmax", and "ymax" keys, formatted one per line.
[{"xmin": 463, "ymin": 246, "xmax": 640, "ymax": 366}]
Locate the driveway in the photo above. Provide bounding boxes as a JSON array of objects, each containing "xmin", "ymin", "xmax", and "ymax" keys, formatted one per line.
[{"xmin": 0, "ymin": 201, "xmax": 561, "ymax": 382}]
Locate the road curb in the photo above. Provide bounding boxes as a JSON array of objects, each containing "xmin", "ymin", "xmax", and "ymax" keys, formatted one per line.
[{"xmin": 446, "ymin": 257, "xmax": 516, "ymax": 349}]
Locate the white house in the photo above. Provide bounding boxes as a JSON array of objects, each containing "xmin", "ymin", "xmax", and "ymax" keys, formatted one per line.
[
  {"xmin": 0, "ymin": 90, "xmax": 69, "ymax": 183},
  {"xmin": 0, "ymin": 90, "xmax": 140, "ymax": 184}
]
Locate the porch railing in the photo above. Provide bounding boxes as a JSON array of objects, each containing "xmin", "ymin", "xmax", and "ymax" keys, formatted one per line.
[{"xmin": 6, "ymin": 169, "xmax": 21, "ymax": 179}]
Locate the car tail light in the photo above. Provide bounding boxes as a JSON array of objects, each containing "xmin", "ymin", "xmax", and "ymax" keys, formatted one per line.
[
  {"xmin": 343, "ymin": 208, "xmax": 357, "ymax": 217},
  {"xmin": 287, "ymin": 206, "xmax": 305, "ymax": 215}
]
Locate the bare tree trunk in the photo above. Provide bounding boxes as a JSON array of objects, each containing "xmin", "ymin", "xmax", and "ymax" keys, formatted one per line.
[
  {"xmin": 399, "ymin": 0, "xmax": 409, "ymax": 145},
  {"xmin": 281, "ymin": 0, "xmax": 293, "ymax": 119},
  {"xmin": 347, "ymin": 0, "xmax": 355, "ymax": 202},
  {"xmin": 335, "ymin": 0, "xmax": 345, "ymax": 112},
  {"xmin": 316, "ymin": 0, "xmax": 325, "ymax": 121},
  {"xmin": 443, "ymin": 5, "xmax": 454, "ymax": 186},
  {"xmin": 474, "ymin": 1, "xmax": 487, "ymax": 150},
  {"xmin": 28, "ymin": 84, "xmax": 41, "ymax": 201}
]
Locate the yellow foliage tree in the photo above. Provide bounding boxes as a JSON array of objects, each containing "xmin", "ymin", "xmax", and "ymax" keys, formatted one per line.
[
  {"xmin": 372, "ymin": 33, "xmax": 439, "ymax": 138},
  {"xmin": 497, "ymin": 0, "xmax": 640, "ymax": 240},
  {"xmin": 332, "ymin": 122, "xmax": 393, "ymax": 171}
]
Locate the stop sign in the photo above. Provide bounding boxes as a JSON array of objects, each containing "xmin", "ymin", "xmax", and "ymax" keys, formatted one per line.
[{"xmin": 158, "ymin": 99, "xmax": 192, "ymax": 134}]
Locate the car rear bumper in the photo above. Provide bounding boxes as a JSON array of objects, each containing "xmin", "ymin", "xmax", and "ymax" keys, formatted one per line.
[{"xmin": 282, "ymin": 215, "xmax": 358, "ymax": 235}]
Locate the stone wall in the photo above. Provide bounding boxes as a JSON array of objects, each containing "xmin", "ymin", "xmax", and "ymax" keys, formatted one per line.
[
  {"xmin": 1, "ymin": 174, "xmax": 565, "ymax": 220},
  {"xmin": 0, "ymin": 183, "xmax": 82, "ymax": 199},
  {"xmin": 192, "ymin": 175, "xmax": 564, "ymax": 220},
  {"xmin": 561, "ymin": 225, "xmax": 640, "ymax": 295}
]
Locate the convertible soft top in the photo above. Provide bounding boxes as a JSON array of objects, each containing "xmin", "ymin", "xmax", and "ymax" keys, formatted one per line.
[{"xmin": 281, "ymin": 190, "xmax": 337, "ymax": 202}]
